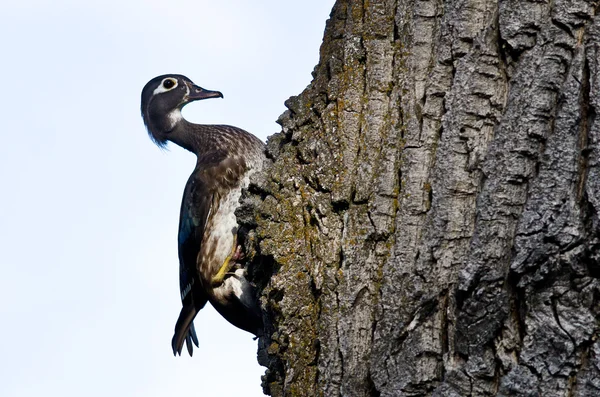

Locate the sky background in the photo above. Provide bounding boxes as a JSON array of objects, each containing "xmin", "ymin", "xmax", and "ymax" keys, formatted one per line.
[{"xmin": 0, "ymin": 1, "xmax": 334, "ymax": 396}]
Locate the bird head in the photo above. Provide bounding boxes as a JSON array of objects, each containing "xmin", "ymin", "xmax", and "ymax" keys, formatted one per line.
[{"xmin": 140, "ymin": 74, "xmax": 223, "ymax": 147}]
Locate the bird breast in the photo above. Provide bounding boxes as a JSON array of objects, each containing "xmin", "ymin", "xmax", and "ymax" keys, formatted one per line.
[
  {"xmin": 200, "ymin": 150, "xmax": 263, "ymax": 304},
  {"xmin": 200, "ymin": 185, "xmax": 242, "ymax": 283}
]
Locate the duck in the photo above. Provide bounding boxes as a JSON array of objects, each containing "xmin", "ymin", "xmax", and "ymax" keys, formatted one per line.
[{"xmin": 140, "ymin": 74, "xmax": 264, "ymax": 356}]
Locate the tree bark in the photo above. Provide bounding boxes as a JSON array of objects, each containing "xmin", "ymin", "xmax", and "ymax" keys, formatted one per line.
[{"xmin": 239, "ymin": 0, "xmax": 600, "ymax": 395}]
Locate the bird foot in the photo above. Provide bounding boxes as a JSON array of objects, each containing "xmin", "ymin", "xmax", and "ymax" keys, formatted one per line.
[{"xmin": 211, "ymin": 239, "xmax": 244, "ymax": 287}]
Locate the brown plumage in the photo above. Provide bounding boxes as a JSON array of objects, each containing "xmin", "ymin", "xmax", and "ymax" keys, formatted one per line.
[{"xmin": 140, "ymin": 74, "xmax": 264, "ymax": 356}]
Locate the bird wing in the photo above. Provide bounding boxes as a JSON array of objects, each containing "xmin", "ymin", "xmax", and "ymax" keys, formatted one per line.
[
  {"xmin": 172, "ymin": 151, "xmax": 245, "ymax": 356},
  {"xmin": 171, "ymin": 170, "xmax": 212, "ymax": 356}
]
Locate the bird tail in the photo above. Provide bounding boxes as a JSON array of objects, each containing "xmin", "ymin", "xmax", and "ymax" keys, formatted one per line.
[{"xmin": 172, "ymin": 305, "xmax": 199, "ymax": 356}]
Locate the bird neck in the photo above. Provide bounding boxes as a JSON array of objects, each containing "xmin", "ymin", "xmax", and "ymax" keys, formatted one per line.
[{"xmin": 168, "ymin": 119, "xmax": 225, "ymax": 156}]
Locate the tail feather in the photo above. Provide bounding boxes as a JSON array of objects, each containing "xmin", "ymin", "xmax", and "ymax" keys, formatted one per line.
[
  {"xmin": 184, "ymin": 324, "xmax": 199, "ymax": 356},
  {"xmin": 172, "ymin": 304, "xmax": 198, "ymax": 356},
  {"xmin": 190, "ymin": 323, "xmax": 199, "ymax": 347}
]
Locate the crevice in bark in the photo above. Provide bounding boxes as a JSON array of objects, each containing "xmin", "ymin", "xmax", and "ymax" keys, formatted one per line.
[
  {"xmin": 506, "ymin": 270, "xmax": 526, "ymax": 344},
  {"xmin": 366, "ymin": 370, "xmax": 381, "ymax": 397},
  {"xmin": 550, "ymin": 295, "xmax": 577, "ymax": 347},
  {"xmin": 577, "ymin": 52, "xmax": 592, "ymax": 202},
  {"xmin": 551, "ymin": 18, "xmax": 575, "ymax": 38},
  {"xmin": 440, "ymin": 288, "xmax": 450, "ymax": 379}
]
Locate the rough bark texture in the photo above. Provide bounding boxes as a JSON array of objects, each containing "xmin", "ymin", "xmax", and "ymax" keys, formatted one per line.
[{"xmin": 239, "ymin": 0, "xmax": 600, "ymax": 395}]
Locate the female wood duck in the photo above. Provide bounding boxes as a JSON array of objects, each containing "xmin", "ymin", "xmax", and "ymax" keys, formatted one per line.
[{"xmin": 140, "ymin": 74, "xmax": 264, "ymax": 356}]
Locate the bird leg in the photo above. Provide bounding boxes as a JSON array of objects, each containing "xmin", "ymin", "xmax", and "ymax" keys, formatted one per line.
[{"xmin": 211, "ymin": 234, "xmax": 242, "ymax": 287}]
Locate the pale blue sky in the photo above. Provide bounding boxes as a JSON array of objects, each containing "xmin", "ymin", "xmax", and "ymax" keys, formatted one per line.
[{"xmin": 0, "ymin": 1, "xmax": 334, "ymax": 396}]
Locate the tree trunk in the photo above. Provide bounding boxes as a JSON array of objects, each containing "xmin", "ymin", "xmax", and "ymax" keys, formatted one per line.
[{"xmin": 239, "ymin": 0, "xmax": 600, "ymax": 395}]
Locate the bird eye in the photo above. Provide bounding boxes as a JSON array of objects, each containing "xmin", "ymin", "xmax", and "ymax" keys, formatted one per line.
[{"xmin": 163, "ymin": 79, "xmax": 176, "ymax": 89}]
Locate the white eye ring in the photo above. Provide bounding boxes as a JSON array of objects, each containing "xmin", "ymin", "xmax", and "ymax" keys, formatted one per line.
[{"xmin": 153, "ymin": 78, "xmax": 178, "ymax": 95}]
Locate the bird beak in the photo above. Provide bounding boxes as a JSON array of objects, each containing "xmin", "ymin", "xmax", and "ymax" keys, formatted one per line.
[{"xmin": 185, "ymin": 83, "xmax": 224, "ymax": 101}]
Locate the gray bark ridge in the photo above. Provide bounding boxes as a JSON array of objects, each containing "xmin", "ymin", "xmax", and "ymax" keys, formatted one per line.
[{"xmin": 239, "ymin": 0, "xmax": 600, "ymax": 396}]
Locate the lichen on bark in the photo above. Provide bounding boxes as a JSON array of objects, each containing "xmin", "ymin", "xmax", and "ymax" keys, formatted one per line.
[{"xmin": 239, "ymin": 0, "xmax": 600, "ymax": 396}]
